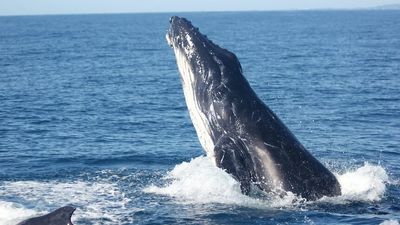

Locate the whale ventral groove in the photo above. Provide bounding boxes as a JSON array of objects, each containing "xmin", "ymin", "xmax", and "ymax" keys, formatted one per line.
[{"xmin": 167, "ymin": 16, "xmax": 341, "ymax": 200}]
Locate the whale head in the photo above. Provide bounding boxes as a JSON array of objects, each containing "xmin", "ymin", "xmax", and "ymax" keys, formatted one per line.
[
  {"xmin": 166, "ymin": 16, "xmax": 245, "ymax": 94},
  {"xmin": 166, "ymin": 16, "xmax": 250, "ymax": 156}
]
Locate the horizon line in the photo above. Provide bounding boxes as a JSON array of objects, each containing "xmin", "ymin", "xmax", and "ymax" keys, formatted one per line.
[{"xmin": 0, "ymin": 7, "xmax": 398, "ymax": 17}]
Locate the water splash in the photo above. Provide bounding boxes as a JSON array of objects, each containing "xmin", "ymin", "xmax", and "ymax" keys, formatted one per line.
[
  {"xmin": 336, "ymin": 163, "xmax": 389, "ymax": 201},
  {"xmin": 0, "ymin": 180, "xmax": 133, "ymax": 225},
  {"xmin": 0, "ymin": 201, "xmax": 41, "ymax": 225},
  {"xmin": 145, "ymin": 156, "xmax": 390, "ymax": 207},
  {"xmin": 380, "ymin": 220, "xmax": 400, "ymax": 225},
  {"xmin": 145, "ymin": 156, "xmax": 255, "ymax": 204},
  {"xmin": 145, "ymin": 156, "xmax": 303, "ymax": 208}
]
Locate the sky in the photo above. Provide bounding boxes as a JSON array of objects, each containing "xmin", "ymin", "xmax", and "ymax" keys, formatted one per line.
[{"xmin": 1, "ymin": 0, "xmax": 400, "ymax": 16}]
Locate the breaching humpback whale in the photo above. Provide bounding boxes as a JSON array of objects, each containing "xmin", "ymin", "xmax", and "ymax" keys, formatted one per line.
[
  {"xmin": 17, "ymin": 206, "xmax": 75, "ymax": 225},
  {"xmin": 166, "ymin": 16, "xmax": 341, "ymax": 200}
]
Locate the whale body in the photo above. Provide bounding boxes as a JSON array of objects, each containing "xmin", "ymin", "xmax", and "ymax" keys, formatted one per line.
[
  {"xmin": 17, "ymin": 206, "xmax": 75, "ymax": 225},
  {"xmin": 167, "ymin": 16, "xmax": 341, "ymax": 200}
]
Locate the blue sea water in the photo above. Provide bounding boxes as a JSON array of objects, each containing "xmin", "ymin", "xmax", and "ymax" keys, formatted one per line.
[{"xmin": 0, "ymin": 11, "xmax": 399, "ymax": 224}]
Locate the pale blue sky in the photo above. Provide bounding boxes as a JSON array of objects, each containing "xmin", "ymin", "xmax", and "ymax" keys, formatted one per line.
[{"xmin": 1, "ymin": 0, "xmax": 400, "ymax": 16}]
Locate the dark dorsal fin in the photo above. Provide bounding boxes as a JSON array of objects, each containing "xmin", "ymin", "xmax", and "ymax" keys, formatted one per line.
[{"xmin": 17, "ymin": 206, "xmax": 75, "ymax": 225}]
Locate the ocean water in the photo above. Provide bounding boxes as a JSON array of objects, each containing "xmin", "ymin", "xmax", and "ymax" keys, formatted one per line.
[{"xmin": 0, "ymin": 11, "xmax": 399, "ymax": 225}]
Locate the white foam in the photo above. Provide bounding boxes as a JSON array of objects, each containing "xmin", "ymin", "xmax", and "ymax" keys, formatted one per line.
[
  {"xmin": 335, "ymin": 163, "xmax": 389, "ymax": 202},
  {"xmin": 144, "ymin": 156, "xmax": 302, "ymax": 208},
  {"xmin": 145, "ymin": 156, "xmax": 245, "ymax": 203},
  {"xmin": 0, "ymin": 201, "xmax": 42, "ymax": 225},
  {"xmin": 0, "ymin": 180, "xmax": 134, "ymax": 225},
  {"xmin": 145, "ymin": 156, "xmax": 390, "ymax": 208},
  {"xmin": 380, "ymin": 220, "xmax": 400, "ymax": 225}
]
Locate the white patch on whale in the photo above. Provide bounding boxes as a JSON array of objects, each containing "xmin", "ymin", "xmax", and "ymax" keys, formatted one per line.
[{"xmin": 170, "ymin": 34, "xmax": 216, "ymax": 159}]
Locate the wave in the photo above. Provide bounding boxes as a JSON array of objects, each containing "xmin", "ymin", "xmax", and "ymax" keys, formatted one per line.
[
  {"xmin": 144, "ymin": 156, "xmax": 301, "ymax": 208},
  {"xmin": 327, "ymin": 163, "xmax": 389, "ymax": 202},
  {"xmin": 0, "ymin": 201, "xmax": 40, "ymax": 225},
  {"xmin": 380, "ymin": 220, "xmax": 400, "ymax": 225},
  {"xmin": 145, "ymin": 156, "xmax": 390, "ymax": 208},
  {"xmin": 0, "ymin": 156, "xmax": 392, "ymax": 224},
  {"xmin": 0, "ymin": 180, "xmax": 135, "ymax": 225}
]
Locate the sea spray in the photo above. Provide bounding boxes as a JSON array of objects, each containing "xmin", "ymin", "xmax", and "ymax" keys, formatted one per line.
[
  {"xmin": 146, "ymin": 156, "xmax": 390, "ymax": 207},
  {"xmin": 337, "ymin": 163, "xmax": 389, "ymax": 201},
  {"xmin": 0, "ymin": 201, "xmax": 40, "ymax": 225},
  {"xmin": 0, "ymin": 180, "xmax": 132, "ymax": 225}
]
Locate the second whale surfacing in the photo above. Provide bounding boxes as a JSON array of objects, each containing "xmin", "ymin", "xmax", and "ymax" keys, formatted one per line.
[
  {"xmin": 17, "ymin": 206, "xmax": 75, "ymax": 225},
  {"xmin": 167, "ymin": 16, "xmax": 341, "ymax": 200}
]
